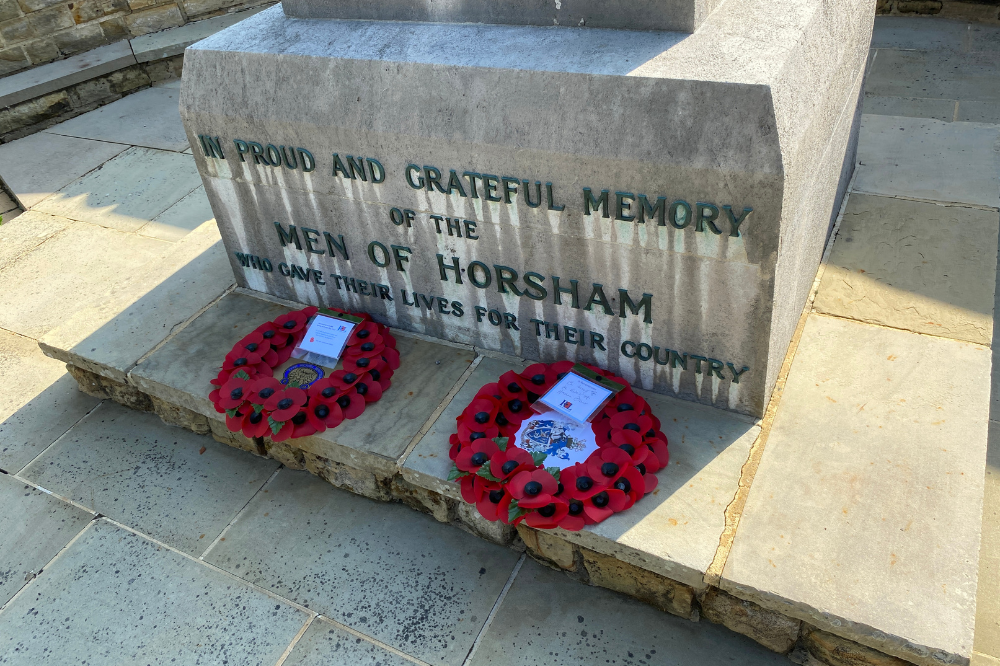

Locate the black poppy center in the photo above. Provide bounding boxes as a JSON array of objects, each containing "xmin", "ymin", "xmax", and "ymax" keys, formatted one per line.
[
  {"xmin": 282, "ymin": 320, "xmax": 297, "ymax": 329},
  {"xmin": 259, "ymin": 387, "xmax": 276, "ymax": 399},
  {"xmin": 636, "ymin": 463, "xmax": 647, "ymax": 475},
  {"xmin": 233, "ymin": 358, "xmax": 248, "ymax": 367},
  {"xmin": 501, "ymin": 460, "xmax": 519, "ymax": 476},
  {"xmin": 356, "ymin": 357, "xmax": 370, "ymax": 368},
  {"xmin": 337, "ymin": 396, "xmax": 351, "ymax": 408},
  {"xmin": 601, "ymin": 462, "xmax": 620, "ymax": 477},
  {"xmin": 469, "ymin": 432, "xmax": 485, "ymax": 441},
  {"xmin": 646, "ymin": 429, "xmax": 657, "ymax": 438},
  {"xmin": 538, "ymin": 504, "xmax": 557, "ymax": 517},
  {"xmin": 470, "ymin": 452, "xmax": 489, "ymax": 467},
  {"xmin": 530, "ymin": 373, "xmax": 546, "ymax": 385},
  {"xmin": 370, "ymin": 369, "xmax": 381, "ymax": 381},
  {"xmin": 495, "ymin": 413, "xmax": 509, "ymax": 426},
  {"xmin": 315, "ymin": 405, "xmax": 330, "ymax": 418},
  {"xmin": 568, "ymin": 501, "xmax": 584, "ymax": 515},
  {"xmin": 229, "ymin": 387, "xmax": 243, "ymax": 400},
  {"xmin": 524, "ymin": 481, "xmax": 543, "ymax": 496},
  {"xmin": 617, "ymin": 403, "xmax": 634, "ymax": 412},
  {"xmin": 506, "ymin": 382, "xmax": 521, "ymax": 393},
  {"xmin": 576, "ymin": 476, "xmax": 593, "ymax": 492},
  {"xmin": 249, "ymin": 411, "xmax": 263, "ymax": 424},
  {"xmin": 361, "ymin": 342, "xmax": 375, "ymax": 352},
  {"xmin": 614, "ymin": 478, "xmax": 632, "ymax": 494},
  {"xmin": 357, "ymin": 329, "xmax": 370, "ymax": 339},
  {"xmin": 291, "ymin": 412, "xmax": 307, "ymax": 425},
  {"xmin": 321, "ymin": 387, "xmax": 335, "ymax": 398},
  {"xmin": 557, "ymin": 372, "xmax": 567, "ymax": 380},
  {"xmin": 245, "ymin": 342, "xmax": 258, "ymax": 352},
  {"xmin": 624, "ymin": 423, "xmax": 641, "ymax": 432},
  {"xmin": 619, "ymin": 443, "xmax": 635, "ymax": 456},
  {"xmin": 489, "ymin": 489, "xmax": 504, "ymax": 504},
  {"xmin": 277, "ymin": 398, "xmax": 294, "ymax": 410},
  {"xmin": 592, "ymin": 491, "xmax": 610, "ymax": 508},
  {"xmin": 343, "ymin": 372, "xmax": 357, "ymax": 383},
  {"xmin": 507, "ymin": 399, "xmax": 523, "ymax": 413},
  {"xmin": 474, "ymin": 411, "xmax": 490, "ymax": 424},
  {"xmin": 263, "ymin": 330, "xmax": 276, "ymax": 339},
  {"xmin": 356, "ymin": 383, "xmax": 368, "ymax": 395}
]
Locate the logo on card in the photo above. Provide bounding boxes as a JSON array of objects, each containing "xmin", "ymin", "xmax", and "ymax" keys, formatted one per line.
[
  {"xmin": 560, "ymin": 400, "xmax": 572, "ymax": 409},
  {"xmin": 520, "ymin": 419, "xmax": 587, "ymax": 461}
]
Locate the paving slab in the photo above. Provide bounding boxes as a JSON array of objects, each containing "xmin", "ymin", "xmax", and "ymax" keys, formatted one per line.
[
  {"xmin": 722, "ymin": 314, "xmax": 990, "ymax": 666},
  {"xmin": 0, "ymin": 41, "xmax": 136, "ymax": 109},
  {"xmin": 468, "ymin": 558, "xmax": 787, "ymax": 666},
  {"xmin": 139, "ymin": 185, "xmax": 214, "ymax": 241},
  {"xmin": 956, "ymin": 100, "xmax": 1000, "ymax": 125},
  {"xmin": 974, "ymin": 420, "xmax": 1000, "ymax": 661},
  {"xmin": 854, "ymin": 115, "xmax": 1000, "ymax": 209},
  {"xmin": 867, "ymin": 49, "xmax": 1000, "ymax": 103},
  {"xmin": 205, "ymin": 467, "xmax": 520, "ymax": 666},
  {"xmin": 33, "ymin": 147, "xmax": 202, "ymax": 232},
  {"xmin": 861, "ymin": 94, "xmax": 956, "ymax": 122},
  {"xmin": 0, "ymin": 328, "xmax": 100, "ymax": 474},
  {"xmin": 282, "ymin": 618, "xmax": 413, "ymax": 666},
  {"xmin": 0, "ymin": 473, "xmax": 92, "ymax": 607},
  {"xmin": 131, "ymin": 289, "xmax": 475, "ymax": 476},
  {"xmin": 404, "ymin": 355, "xmax": 760, "ymax": 589},
  {"xmin": 0, "ymin": 210, "xmax": 72, "ymax": 272},
  {"xmin": 814, "ymin": 194, "xmax": 999, "ymax": 345},
  {"xmin": 0, "ymin": 519, "xmax": 307, "ymax": 666},
  {"xmin": 869, "ymin": 16, "xmax": 996, "ymax": 52},
  {"xmin": 18, "ymin": 401, "xmax": 280, "ymax": 556},
  {"xmin": 0, "ymin": 133, "xmax": 128, "ymax": 210},
  {"xmin": 131, "ymin": 7, "xmax": 273, "ymax": 63},
  {"xmin": 46, "ymin": 86, "xmax": 189, "ymax": 153}
]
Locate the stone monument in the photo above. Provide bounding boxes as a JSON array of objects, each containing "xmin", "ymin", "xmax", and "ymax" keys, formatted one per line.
[{"xmin": 179, "ymin": 0, "xmax": 873, "ymax": 417}]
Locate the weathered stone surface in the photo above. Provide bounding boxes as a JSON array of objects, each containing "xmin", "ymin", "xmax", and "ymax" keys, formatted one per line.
[
  {"xmin": 283, "ymin": 617, "xmax": 414, "ymax": 666},
  {"xmin": 302, "ymin": 451, "xmax": 390, "ymax": 501},
  {"xmin": 0, "ymin": 520, "xmax": 308, "ymax": 665},
  {"xmin": 34, "ymin": 147, "xmax": 201, "ymax": 231},
  {"xmin": 854, "ymin": 115, "xmax": 1000, "ymax": 209},
  {"xmin": 21, "ymin": 38, "xmax": 59, "ymax": 65},
  {"xmin": 0, "ymin": 473, "xmax": 92, "ymax": 607},
  {"xmin": 38, "ymin": 220, "xmax": 232, "ymax": 381},
  {"xmin": 405, "ymin": 352, "xmax": 761, "ymax": 589},
  {"xmin": 0, "ymin": 40, "xmax": 135, "ymax": 108},
  {"xmin": 64, "ymin": 62, "xmax": 149, "ymax": 106},
  {"xmin": 208, "ymin": 413, "xmax": 266, "ymax": 455},
  {"xmin": 390, "ymin": 474, "xmax": 451, "ymax": 523},
  {"xmin": 453, "ymin": 498, "xmax": 515, "ymax": 545},
  {"xmin": 204, "ymin": 467, "xmax": 521, "ymax": 666},
  {"xmin": 26, "ymin": 6, "xmax": 74, "ymax": 35},
  {"xmin": 0, "ymin": 90, "xmax": 70, "ymax": 136},
  {"xmin": 867, "ymin": 49, "xmax": 1000, "ymax": 103},
  {"xmin": 722, "ymin": 314, "xmax": 989, "ymax": 666},
  {"xmin": 0, "ymin": 211, "xmax": 71, "ymax": 271},
  {"xmin": 181, "ymin": 0, "xmax": 872, "ymax": 418},
  {"xmin": 131, "ymin": 6, "xmax": 268, "ymax": 61},
  {"xmin": 19, "ymin": 401, "xmax": 280, "ymax": 556},
  {"xmin": 123, "ymin": 2, "xmax": 183, "ymax": 35},
  {"xmin": 48, "ymin": 84, "xmax": 188, "ymax": 152},
  {"xmin": 469, "ymin": 558, "xmax": 789, "ymax": 666},
  {"xmin": 800, "ymin": 628, "xmax": 916, "ymax": 666},
  {"xmin": 581, "ymin": 546, "xmax": 697, "ymax": 620},
  {"xmin": 139, "ymin": 185, "xmax": 214, "ymax": 241},
  {"xmin": 0, "ymin": 46, "xmax": 29, "ymax": 76},
  {"xmin": 975, "ymin": 420, "xmax": 1000, "ymax": 661},
  {"xmin": 141, "ymin": 51, "xmax": 182, "ymax": 83},
  {"xmin": 701, "ymin": 588, "xmax": 800, "ymax": 654},
  {"xmin": 53, "ymin": 22, "xmax": 110, "ymax": 56},
  {"xmin": 814, "ymin": 194, "xmax": 998, "ymax": 345},
  {"xmin": 517, "ymin": 525, "xmax": 577, "ymax": 570},
  {"xmin": 862, "ymin": 94, "xmax": 955, "ymax": 122},
  {"xmin": 149, "ymin": 394, "xmax": 210, "ymax": 434},
  {"xmin": 66, "ymin": 364, "xmax": 153, "ymax": 411}
]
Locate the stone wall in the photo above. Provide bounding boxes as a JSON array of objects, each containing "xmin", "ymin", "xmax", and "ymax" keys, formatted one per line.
[
  {"xmin": 0, "ymin": 0, "xmax": 269, "ymax": 77},
  {"xmin": 877, "ymin": 0, "xmax": 1000, "ymax": 20}
]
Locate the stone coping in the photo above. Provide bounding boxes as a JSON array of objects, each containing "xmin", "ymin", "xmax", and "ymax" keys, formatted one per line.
[{"xmin": 0, "ymin": 8, "xmax": 269, "ymax": 110}]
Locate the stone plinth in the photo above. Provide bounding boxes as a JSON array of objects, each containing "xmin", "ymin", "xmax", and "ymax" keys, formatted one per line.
[{"xmin": 179, "ymin": 0, "xmax": 873, "ymax": 416}]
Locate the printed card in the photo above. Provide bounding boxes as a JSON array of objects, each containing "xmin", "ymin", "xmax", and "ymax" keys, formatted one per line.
[
  {"xmin": 292, "ymin": 314, "xmax": 356, "ymax": 363},
  {"xmin": 536, "ymin": 369, "xmax": 615, "ymax": 423}
]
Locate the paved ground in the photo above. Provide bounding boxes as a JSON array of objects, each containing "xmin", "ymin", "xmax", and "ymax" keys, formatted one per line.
[{"xmin": 0, "ymin": 15, "xmax": 997, "ymax": 666}]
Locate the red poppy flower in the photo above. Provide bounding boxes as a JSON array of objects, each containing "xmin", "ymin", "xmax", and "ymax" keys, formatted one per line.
[
  {"xmin": 607, "ymin": 465, "xmax": 646, "ymax": 510},
  {"xmin": 254, "ymin": 320, "xmax": 290, "ymax": 348},
  {"xmin": 347, "ymin": 321, "xmax": 380, "ymax": 345},
  {"xmin": 269, "ymin": 418, "xmax": 296, "ymax": 442},
  {"xmin": 642, "ymin": 437, "xmax": 670, "ymax": 473},
  {"xmin": 524, "ymin": 499, "xmax": 569, "ymax": 529},
  {"xmin": 550, "ymin": 360, "xmax": 576, "ymax": 379},
  {"xmin": 460, "ymin": 398, "xmax": 500, "ymax": 430},
  {"xmin": 217, "ymin": 373, "xmax": 254, "ymax": 411},
  {"xmin": 459, "ymin": 474, "xmax": 477, "ymax": 504},
  {"xmin": 586, "ymin": 447, "xmax": 633, "ymax": 485},
  {"xmin": 593, "ymin": 417, "xmax": 614, "ymax": 446},
  {"xmin": 488, "ymin": 446, "xmax": 535, "ymax": 481},
  {"xmin": 475, "ymin": 383, "xmax": 504, "ymax": 401},
  {"xmin": 520, "ymin": 363, "xmax": 558, "ymax": 394},
  {"xmin": 556, "ymin": 500, "xmax": 587, "ymax": 531},
  {"xmin": 583, "ymin": 487, "xmax": 629, "ymax": 522},
  {"xmin": 333, "ymin": 388, "xmax": 366, "ymax": 419},
  {"xmin": 223, "ymin": 348, "xmax": 265, "ymax": 374},
  {"xmin": 306, "ymin": 396, "xmax": 344, "ymax": 431},
  {"xmin": 241, "ymin": 408, "xmax": 271, "ymax": 438},
  {"xmin": 476, "ymin": 483, "xmax": 508, "ymax": 522},
  {"xmin": 273, "ymin": 310, "xmax": 310, "ymax": 335},
  {"xmin": 455, "ymin": 439, "xmax": 500, "ymax": 473},
  {"xmin": 381, "ymin": 347, "xmax": 401, "ymax": 370},
  {"xmin": 457, "ymin": 421, "xmax": 500, "ymax": 445},
  {"xmin": 247, "ymin": 376, "xmax": 283, "ymax": 407},
  {"xmin": 343, "ymin": 353, "xmax": 380, "ymax": 374},
  {"xmin": 609, "ymin": 410, "xmax": 654, "ymax": 436},
  {"xmin": 559, "ymin": 463, "xmax": 608, "ymax": 500},
  {"xmin": 354, "ymin": 376, "xmax": 383, "ymax": 403},
  {"xmin": 499, "ymin": 394, "xmax": 531, "ymax": 425},
  {"xmin": 274, "ymin": 343, "xmax": 296, "ymax": 365},
  {"xmin": 225, "ymin": 409, "xmax": 245, "ymax": 432},
  {"xmin": 343, "ymin": 338, "xmax": 386, "ymax": 361},
  {"xmin": 209, "ymin": 368, "xmax": 236, "ymax": 387},
  {"xmin": 262, "ymin": 386, "xmax": 308, "ymax": 421},
  {"xmin": 449, "ymin": 433, "xmax": 462, "ymax": 461},
  {"xmin": 497, "ymin": 371, "xmax": 528, "ymax": 400},
  {"xmin": 381, "ymin": 330, "xmax": 397, "ymax": 348},
  {"xmin": 328, "ymin": 369, "xmax": 363, "ymax": 392},
  {"xmin": 609, "ymin": 429, "xmax": 649, "ymax": 466},
  {"xmin": 603, "ymin": 388, "xmax": 649, "ymax": 419},
  {"xmin": 366, "ymin": 361, "xmax": 392, "ymax": 391},
  {"xmin": 289, "ymin": 410, "xmax": 318, "ymax": 438},
  {"xmin": 508, "ymin": 469, "xmax": 559, "ymax": 509}
]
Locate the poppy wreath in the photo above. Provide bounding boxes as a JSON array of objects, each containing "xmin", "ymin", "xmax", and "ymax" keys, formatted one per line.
[
  {"xmin": 448, "ymin": 360, "xmax": 670, "ymax": 531},
  {"xmin": 208, "ymin": 306, "xmax": 400, "ymax": 441}
]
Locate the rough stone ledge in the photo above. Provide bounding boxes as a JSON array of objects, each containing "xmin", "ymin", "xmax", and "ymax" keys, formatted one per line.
[{"xmin": 60, "ymin": 360, "xmax": 919, "ymax": 666}]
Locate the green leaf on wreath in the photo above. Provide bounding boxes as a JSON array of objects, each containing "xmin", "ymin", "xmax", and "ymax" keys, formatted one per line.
[
  {"xmin": 252, "ymin": 403, "xmax": 264, "ymax": 414},
  {"xmin": 508, "ymin": 498, "xmax": 527, "ymax": 523},
  {"xmin": 531, "ymin": 451, "xmax": 547, "ymax": 467},
  {"xmin": 268, "ymin": 416, "xmax": 284, "ymax": 435},
  {"xmin": 545, "ymin": 467, "xmax": 561, "ymax": 482},
  {"xmin": 288, "ymin": 380, "xmax": 300, "ymax": 388},
  {"xmin": 476, "ymin": 466, "xmax": 501, "ymax": 483},
  {"xmin": 233, "ymin": 370, "xmax": 250, "ymax": 380},
  {"xmin": 448, "ymin": 465, "xmax": 470, "ymax": 482},
  {"xmin": 493, "ymin": 436, "xmax": 509, "ymax": 452},
  {"xmin": 225, "ymin": 408, "xmax": 239, "ymax": 418}
]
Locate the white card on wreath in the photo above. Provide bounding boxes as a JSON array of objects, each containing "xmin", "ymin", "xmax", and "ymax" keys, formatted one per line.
[
  {"xmin": 295, "ymin": 315, "xmax": 356, "ymax": 361},
  {"xmin": 536, "ymin": 371, "xmax": 614, "ymax": 423}
]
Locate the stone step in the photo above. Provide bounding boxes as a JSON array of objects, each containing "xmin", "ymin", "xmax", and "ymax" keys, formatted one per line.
[{"xmin": 39, "ymin": 284, "xmax": 987, "ymax": 666}]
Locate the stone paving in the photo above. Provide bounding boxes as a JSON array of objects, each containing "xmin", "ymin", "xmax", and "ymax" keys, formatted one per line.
[{"xmin": 0, "ymin": 14, "xmax": 997, "ymax": 666}]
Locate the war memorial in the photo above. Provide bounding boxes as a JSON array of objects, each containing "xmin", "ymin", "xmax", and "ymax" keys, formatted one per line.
[{"xmin": 3, "ymin": 0, "xmax": 993, "ymax": 664}]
